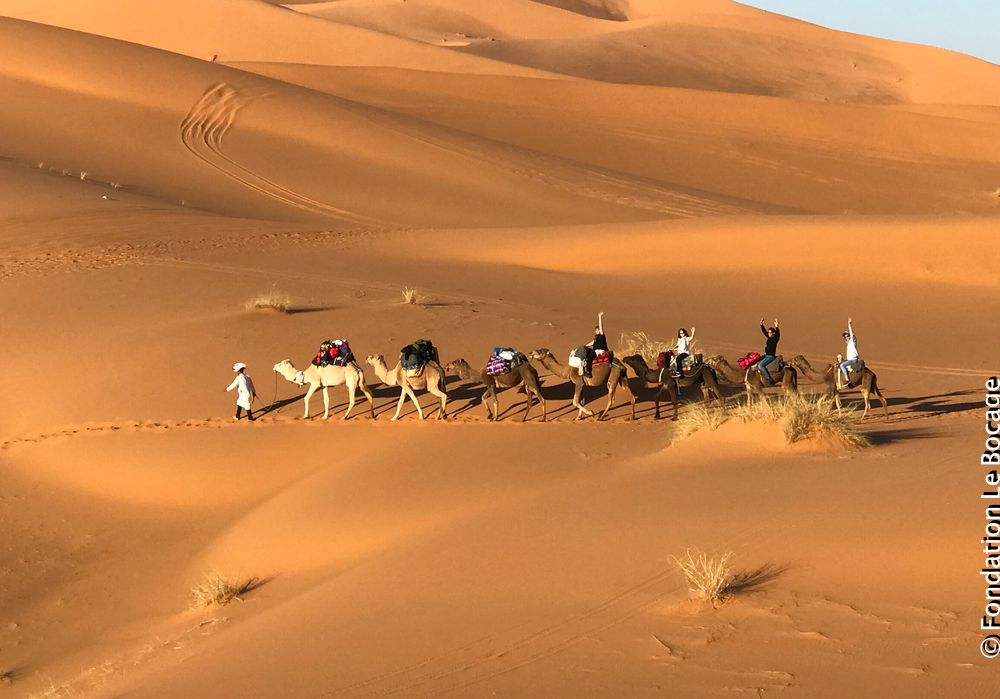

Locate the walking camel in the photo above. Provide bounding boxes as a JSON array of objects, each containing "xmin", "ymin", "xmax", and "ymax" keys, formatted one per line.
[
  {"xmin": 366, "ymin": 354, "xmax": 449, "ymax": 421},
  {"xmin": 273, "ymin": 358, "xmax": 375, "ymax": 420},
  {"xmin": 444, "ymin": 358, "xmax": 545, "ymax": 422},
  {"xmin": 621, "ymin": 355, "xmax": 725, "ymax": 420},
  {"xmin": 704, "ymin": 354, "xmax": 798, "ymax": 401},
  {"xmin": 529, "ymin": 349, "xmax": 636, "ymax": 421},
  {"xmin": 788, "ymin": 355, "xmax": 889, "ymax": 420}
]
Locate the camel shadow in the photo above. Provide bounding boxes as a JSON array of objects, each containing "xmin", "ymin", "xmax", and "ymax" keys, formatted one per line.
[
  {"xmin": 259, "ymin": 393, "xmax": 306, "ymax": 416},
  {"xmin": 884, "ymin": 389, "xmax": 981, "ymax": 418}
]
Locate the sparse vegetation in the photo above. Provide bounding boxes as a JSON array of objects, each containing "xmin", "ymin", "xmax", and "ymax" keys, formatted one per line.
[
  {"xmin": 245, "ymin": 287, "xmax": 292, "ymax": 313},
  {"xmin": 671, "ymin": 393, "xmax": 869, "ymax": 448},
  {"xmin": 671, "ymin": 402, "xmax": 728, "ymax": 443},
  {"xmin": 734, "ymin": 394, "xmax": 869, "ymax": 447},
  {"xmin": 618, "ymin": 331, "xmax": 672, "ymax": 363},
  {"xmin": 671, "ymin": 549, "xmax": 734, "ymax": 604},
  {"xmin": 401, "ymin": 286, "xmax": 421, "ymax": 305},
  {"xmin": 190, "ymin": 572, "xmax": 261, "ymax": 608}
]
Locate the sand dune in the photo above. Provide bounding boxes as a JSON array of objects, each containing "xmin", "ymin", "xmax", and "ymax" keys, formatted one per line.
[
  {"xmin": 0, "ymin": 0, "xmax": 550, "ymax": 75},
  {"xmin": 456, "ymin": 0, "xmax": 1000, "ymax": 102},
  {"xmin": 2, "ymin": 18, "xmax": 731, "ymax": 227},
  {"xmin": 2, "ymin": 1, "xmax": 999, "ymax": 697}
]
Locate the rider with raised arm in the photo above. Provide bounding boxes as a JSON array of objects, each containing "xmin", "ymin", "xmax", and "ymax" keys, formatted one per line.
[{"xmin": 758, "ymin": 317, "xmax": 780, "ymax": 386}]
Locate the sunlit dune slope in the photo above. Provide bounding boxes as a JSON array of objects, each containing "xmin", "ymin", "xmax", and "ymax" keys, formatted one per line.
[
  {"xmin": 2, "ymin": 18, "xmax": 763, "ymax": 227},
  {"xmin": 0, "ymin": 0, "xmax": 552, "ymax": 76},
  {"xmin": 229, "ymin": 64, "xmax": 1000, "ymax": 215}
]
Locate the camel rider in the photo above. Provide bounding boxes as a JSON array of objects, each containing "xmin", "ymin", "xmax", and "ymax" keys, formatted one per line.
[
  {"xmin": 670, "ymin": 326, "xmax": 695, "ymax": 378},
  {"xmin": 839, "ymin": 317, "xmax": 860, "ymax": 388},
  {"xmin": 758, "ymin": 317, "xmax": 780, "ymax": 386},
  {"xmin": 226, "ymin": 362, "xmax": 257, "ymax": 421},
  {"xmin": 584, "ymin": 312, "xmax": 607, "ymax": 378}
]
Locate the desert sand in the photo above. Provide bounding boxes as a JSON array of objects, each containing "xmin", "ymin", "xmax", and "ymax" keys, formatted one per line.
[{"xmin": 1, "ymin": 1, "xmax": 999, "ymax": 697}]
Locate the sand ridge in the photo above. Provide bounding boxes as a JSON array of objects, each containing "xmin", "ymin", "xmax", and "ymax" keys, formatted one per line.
[{"xmin": 2, "ymin": 1, "xmax": 999, "ymax": 697}]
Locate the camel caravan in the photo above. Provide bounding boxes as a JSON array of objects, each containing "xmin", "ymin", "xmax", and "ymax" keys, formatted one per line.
[{"xmin": 261, "ymin": 315, "xmax": 889, "ymax": 423}]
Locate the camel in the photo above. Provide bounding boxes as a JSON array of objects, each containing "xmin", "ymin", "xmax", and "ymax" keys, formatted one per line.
[
  {"xmin": 273, "ymin": 358, "xmax": 375, "ymax": 420},
  {"xmin": 529, "ymin": 348, "xmax": 636, "ymax": 421},
  {"xmin": 366, "ymin": 354, "xmax": 449, "ymax": 421},
  {"xmin": 622, "ymin": 355, "xmax": 725, "ymax": 419},
  {"xmin": 788, "ymin": 355, "xmax": 889, "ymax": 420},
  {"xmin": 704, "ymin": 354, "xmax": 798, "ymax": 401},
  {"xmin": 444, "ymin": 358, "xmax": 545, "ymax": 422}
]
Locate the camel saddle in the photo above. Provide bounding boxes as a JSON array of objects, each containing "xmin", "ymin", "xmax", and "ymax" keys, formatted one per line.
[{"xmin": 401, "ymin": 339, "xmax": 438, "ymax": 376}]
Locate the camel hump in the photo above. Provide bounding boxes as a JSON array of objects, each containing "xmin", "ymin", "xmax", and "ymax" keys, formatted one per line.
[{"xmin": 401, "ymin": 339, "xmax": 439, "ymax": 374}]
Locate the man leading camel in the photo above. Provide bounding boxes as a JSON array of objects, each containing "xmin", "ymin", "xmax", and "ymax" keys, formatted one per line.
[
  {"xmin": 758, "ymin": 317, "xmax": 780, "ymax": 386},
  {"xmin": 226, "ymin": 362, "xmax": 257, "ymax": 422}
]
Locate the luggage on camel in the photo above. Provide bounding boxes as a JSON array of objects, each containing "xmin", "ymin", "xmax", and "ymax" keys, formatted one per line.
[
  {"xmin": 487, "ymin": 347, "xmax": 526, "ymax": 376},
  {"xmin": 656, "ymin": 351, "xmax": 672, "ymax": 369},
  {"xmin": 592, "ymin": 351, "xmax": 612, "ymax": 367},
  {"xmin": 738, "ymin": 352, "xmax": 761, "ymax": 369},
  {"xmin": 312, "ymin": 339, "xmax": 354, "ymax": 367},
  {"xmin": 400, "ymin": 339, "xmax": 439, "ymax": 375}
]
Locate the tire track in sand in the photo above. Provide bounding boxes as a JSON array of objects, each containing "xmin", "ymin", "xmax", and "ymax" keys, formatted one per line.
[
  {"xmin": 180, "ymin": 83, "xmax": 385, "ymax": 226},
  {"xmin": 313, "ymin": 567, "xmax": 679, "ymax": 697}
]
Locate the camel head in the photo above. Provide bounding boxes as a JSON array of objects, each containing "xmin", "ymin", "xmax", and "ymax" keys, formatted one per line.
[
  {"xmin": 528, "ymin": 348, "xmax": 554, "ymax": 362},
  {"xmin": 444, "ymin": 358, "xmax": 478, "ymax": 381},
  {"xmin": 365, "ymin": 354, "xmax": 385, "ymax": 367},
  {"xmin": 703, "ymin": 354, "xmax": 727, "ymax": 368},
  {"xmin": 622, "ymin": 354, "xmax": 648, "ymax": 371},
  {"xmin": 273, "ymin": 359, "xmax": 305, "ymax": 386}
]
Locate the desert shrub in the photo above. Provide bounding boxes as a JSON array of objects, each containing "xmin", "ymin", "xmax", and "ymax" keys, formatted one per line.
[
  {"xmin": 618, "ymin": 331, "xmax": 671, "ymax": 363},
  {"xmin": 244, "ymin": 287, "xmax": 292, "ymax": 313},
  {"xmin": 671, "ymin": 402, "xmax": 728, "ymax": 442},
  {"xmin": 733, "ymin": 394, "xmax": 869, "ymax": 447},
  {"xmin": 401, "ymin": 286, "xmax": 420, "ymax": 305},
  {"xmin": 191, "ymin": 572, "xmax": 260, "ymax": 607},
  {"xmin": 671, "ymin": 549, "xmax": 734, "ymax": 603}
]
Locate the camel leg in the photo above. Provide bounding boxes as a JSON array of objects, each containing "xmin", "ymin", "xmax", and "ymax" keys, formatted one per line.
[
  {"xmin": 322, "ymin": 387, "xmax": 331, "ymax": 420},
  {"xmin": 428, "ymin": 380, "xmax": 448, "ymax": 420},
  {"xmin": 359, "ymin": 380, "xmax": 376, "ymax": 420},
  {"xmin": 483, "ymin": 385, "xmax": 497, "ymax": 421},
  {"xmin": 343, "ymin": 381, "xmax": 357, "ymax": 420},
  {"xmin": 599, "ymin": 377, "xmax": 618, "ymax": 420},
  {"xmin": 653, "ymin": 384, "xmax": 663, "ymax": 420},
  {"xmin": 537, "ymin": 388, "xmax": 546, "ymax": 422},
  {"xmin": 620, "ymin": 376, "xmax": 636, "ymax": 421},
  {"xmin": 521, "ymin": 389, "xmax": 533, "ymax": 422},
  {"xmin": 409, "ymin": 383, "xmax": 425, "ymax": 420},
  {"xmin": 573, "ymin": 383, "xmax": 594, "ymax": 420},
  {"xmin": 303, "ymin": 383, "xmax": 317, "ymax": 419},
  {"xmin": 860, "ymin": 389, "xmax": 871, "ymax": 421},
  {"xmin": 833, "ymin": 391, "xmax": 843, "ymax": 413}
]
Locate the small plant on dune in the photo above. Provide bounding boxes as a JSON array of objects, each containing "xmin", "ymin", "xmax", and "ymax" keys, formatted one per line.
[
  {"xmin": 79, "ymin": 171, "xmax": 89, "ymax": 181},
  {"xmin": 618, "ymin": 331, "xmax": 671, "ymax": 363},
  {"xmin": 733, "ymin": 394, "xmax": 869, "ymax": 448},
  {"xmin": 190, "ymin": 572, "xmax": 261, "ymax": 608},
  {"xmin": 245, "ymin": 287, "xmax": 292, "ymax": 313},
  {"xmin": 671, "ymin": 549, "xmax": 734, "ymax": 604},
  {"xmin": 671, "ymin": 402, "xmax": 728, "ymax": 443},
  {"xmin": 401, "ymin": 286, "xmax": 422, "ymax": 305}
]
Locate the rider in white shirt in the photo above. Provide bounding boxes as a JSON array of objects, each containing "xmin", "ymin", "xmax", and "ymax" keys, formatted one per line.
[{"xmin": 839, "ymin": 318, "xmax": 860, "ymax": 387}]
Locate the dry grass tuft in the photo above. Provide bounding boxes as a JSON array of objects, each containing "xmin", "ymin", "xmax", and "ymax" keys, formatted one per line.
[
  {"xmin": 671, "ymin": 402, "xmax": 728, "ymax": 443},
  {"xmin": 734, "ymin": 394, "xmax": 869, "ymax": 447},
  {"xmin": 401, "ymin": 286, "xmax": 422, "ymax": 305},
  {"xmin": 671, "ymin": 394, "xmax": 869, "ymax": 448},
  {"xmin": 618, "ymin": 331, "xmax": 671, "ymax": 363},
  {"xmin": 245, "ymin": 287, "xmax": 292, "ymax": 313},
  {"xmin": 671, "ymin": 549, "xmax": 734, "ymax": 604},
  {"xmin": 191, "ymin": 572, "xmax": 261, "ymax": 608}
]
